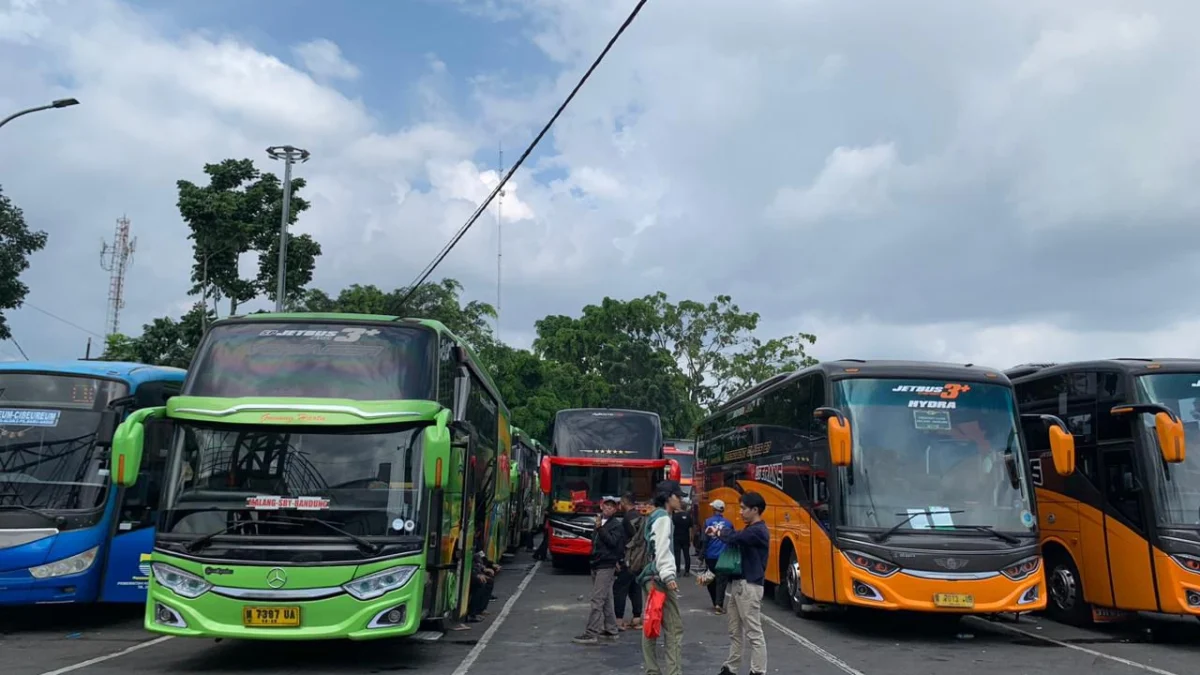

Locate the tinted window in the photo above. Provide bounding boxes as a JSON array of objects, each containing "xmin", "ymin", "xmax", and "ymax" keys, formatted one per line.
[
  {"xmin": 187, "ymin": 322, "xmax": 436, "ymax": 400},
  {"xmin": 552, "ymin": 410, "xmax": 663, "ymax": 459}
]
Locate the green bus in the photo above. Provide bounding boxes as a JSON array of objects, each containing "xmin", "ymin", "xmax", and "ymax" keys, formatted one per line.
[
  {"xmin": 108, "ymin": 313, "xmax": 513, "ymax": 640},
  {"xmin": 507, "ymin": 428, "xmax": 545, "ymax": 553}
]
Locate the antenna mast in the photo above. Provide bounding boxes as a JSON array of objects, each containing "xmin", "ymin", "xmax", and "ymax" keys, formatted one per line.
[
  {"xmin": 496, "ymin": 142, "xmax": 504, "ymax": 342},
  {"xmin": 99, "ymin": 215, "xmax": 136, "ymax": 338}
]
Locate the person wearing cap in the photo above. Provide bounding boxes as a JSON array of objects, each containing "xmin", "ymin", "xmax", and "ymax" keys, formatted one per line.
[
  {"xmin": 701, "ymin": 498, "xmax": 734, "ymax": 614},
  {"xmin": 639, "ymin": 479, "xmax": 685, "ymax": 675},
  {"xmin": 573, "ymin": 495, "xmax": 626, "ymax": 645}
]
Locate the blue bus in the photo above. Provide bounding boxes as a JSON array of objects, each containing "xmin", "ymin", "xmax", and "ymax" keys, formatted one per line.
[{"xmin": 0, "ymin": 360, "xmax": 186, "ymax": 605}]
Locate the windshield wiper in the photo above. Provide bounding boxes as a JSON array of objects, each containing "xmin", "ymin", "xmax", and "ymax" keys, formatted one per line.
[
  {"xmin": 872, "ymin": 509, "xmax": 966, "ymax": 543},
  {"xmin": 269, "ymin": 515, "xmax": 381, "ymax": 555},
  {"xmin": 939, "ymin": 524, "xmax": 1021, "ymax": 544},
  {"xmin": 184, "ymin": 519, "xmax": 301, "ymax": 553},
  {"xmin": 0, "ymin": 504, "xmax": 65, "ymax": 525}
]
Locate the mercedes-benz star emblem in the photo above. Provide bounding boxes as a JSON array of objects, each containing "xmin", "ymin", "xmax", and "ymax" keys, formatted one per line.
[{"xmin": 266, "ymin": 567, "xmax": 288, "ymax": 589}]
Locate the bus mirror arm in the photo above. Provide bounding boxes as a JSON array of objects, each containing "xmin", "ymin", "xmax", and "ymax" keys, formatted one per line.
[
  {"xmin": 1021, "ymin": 414, "xmax": 1077, "ymax": 476},
  {"xmin": 1109, "ymin": 403, "xmax": 1186, "ymax": 464},
  {"xmin": 814, "ymin": 407, "xmax": 852, "ymax": 468}
]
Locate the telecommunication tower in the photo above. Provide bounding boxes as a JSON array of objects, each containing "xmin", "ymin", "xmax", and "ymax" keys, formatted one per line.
[{"xmin": 99, "ymin": 216, "xmax": 136, "ymax": 337}]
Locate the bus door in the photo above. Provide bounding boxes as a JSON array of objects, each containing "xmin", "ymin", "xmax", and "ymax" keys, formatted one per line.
[
  {"xmin": 1100, "ymin": 443, "xmax": 1158, "ymax": 610},
  {"xmin": 808, "ymin": 447, "xmax": 835, "ymax": 602}
]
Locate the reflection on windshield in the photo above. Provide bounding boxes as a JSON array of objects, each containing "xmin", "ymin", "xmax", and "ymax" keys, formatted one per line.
[
  {"xmin": 1136, "ymin": 374, "xmax": 1200, "ymax": 526},
  {"xmin": 550, "ymin": 466, "xmax": 659, "ymax": 514},
  {"xmin": 162, "ymin": 423, "xmax": 424, "ymax": 538},
  {"xmin": 0, "ymin": 374, "xmax": 128, "ymax": 511},
  {"xmin": 552, "ymin": 410, "xmax": 662, "ymax": 459},
  {"xmin": 834, "ymin": 378, "xmax": 1034, "ymax": 533}
]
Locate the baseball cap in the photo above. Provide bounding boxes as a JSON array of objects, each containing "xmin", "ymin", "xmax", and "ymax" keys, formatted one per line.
[
  {"xmin": 710, "ymin": 499, "xmax": 725, "ymax": 512},
  {"xmin": 656, "ymin": 479, "xmax": 685, "ymax": 499},
  {"xmin": 601, "ymin": 495, "xmax": 620, "ymax": 504}
]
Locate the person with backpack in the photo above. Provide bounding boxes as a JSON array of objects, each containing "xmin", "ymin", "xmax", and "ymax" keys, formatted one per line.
[
  {"xmin": 639, "ymin": 480, "xmax": 685, "ymax": 675},
  {"xmin": 614, "ymin": 492, "xmax": 644, "ymax": 630},
  {"xmin": 701, "ymin": 498, "xmax": 733, "ymax": 614},
  {"xmin": 573, "ymin": 495, "xmax": 626, "ymax": 645},
  {"xmin": 710, "ymin": 491, "xmax": 771, "ymax": 675}
]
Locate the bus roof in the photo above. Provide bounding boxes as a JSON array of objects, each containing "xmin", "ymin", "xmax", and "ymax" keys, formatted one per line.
[
  {"xmin": 205, "ymin": 312, "xmax": 509, "ymax": 417},
  {"xmin": 1006, "ymin": 358, "xmax": 1200, "ymax": 381},
  {"xmin": 0, "ymin": 360, "xmax": 186, "ymax": 387},
  {"xmin": 714, "ymin": 359, "xmax": 1012, "ymax": 420},
  {"xmin": 555, "ymin": 407, "xmax": 661, "ymax": 419}
]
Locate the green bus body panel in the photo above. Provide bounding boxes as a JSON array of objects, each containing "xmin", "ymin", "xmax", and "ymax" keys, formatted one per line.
[
  {"xmin": 165, "ymin": 395, "xmax": 443, "ymax": 426},
  {"xmin": 145, "ymin": 551, "xmax": 427, "ymax": 641}
]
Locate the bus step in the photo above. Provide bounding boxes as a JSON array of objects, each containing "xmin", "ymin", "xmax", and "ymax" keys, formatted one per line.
[{"xmin": 410, "ymin": 630, "xmax": 444, "ymax": 642}]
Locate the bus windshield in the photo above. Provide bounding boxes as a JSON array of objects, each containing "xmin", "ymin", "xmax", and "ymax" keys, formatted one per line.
[
  {"xmin": 160, "ymin": 422, "xmax": 425, "ymax": 540},
  {"xmin": 666, "ymin": 451, "xmax": 695, "ymax": 478},
  {"xmin": 1135, "ymin": 373, "xmax": 1200, "ymax": 527},
  {"xmin": 552, "ymin": 410, "xmax": 662, "ymax": 459},
  {"xmin": 833, "ymin": 378, "xmax": 1034, "ymax": 534},
  {"xmin": 549, "ymin": 465, "xmax": 660, "ymax": 514},
  {"xmin": 186, "ymin": 322, "xmax": 436, "ymax": 400},
  {"xmin": 0, "ymin": 374, "xmax": 128, "ymax": 512}
]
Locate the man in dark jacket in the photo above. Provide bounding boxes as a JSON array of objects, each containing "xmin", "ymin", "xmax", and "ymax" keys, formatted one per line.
[
  {"xmin": 573, "ymin": 495, "xmax": 626, "ymax": 644},
  {"xmin": 613, "ymin": 492, "xmax": 644, "ymax": 630}
]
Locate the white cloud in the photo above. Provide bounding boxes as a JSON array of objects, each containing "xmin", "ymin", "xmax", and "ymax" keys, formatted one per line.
[
  {"xmin": 3, "ymin": 0, "xmax": 1200, "ymax": 375},
  {"xmin": 293, "ymin": 38, "xmax": 361, "ymax": 81}
]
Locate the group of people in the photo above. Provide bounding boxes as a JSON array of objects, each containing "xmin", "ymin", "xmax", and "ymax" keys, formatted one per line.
[{"xmin": 574, "ymin": 479, "xmax": 772, "ymax": 675}]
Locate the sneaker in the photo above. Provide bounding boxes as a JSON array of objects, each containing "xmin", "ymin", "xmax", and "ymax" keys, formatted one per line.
[
  {"xmin": 572, "ymin": 634, "xmax": 599, "ymax": 645},
  {"xmin": 717, "ymin": 668, "xmax": 735, "ymax": 675},
  {"xmin": 599, "ymin": 631, "xmax": 618, "ymax": 640}
]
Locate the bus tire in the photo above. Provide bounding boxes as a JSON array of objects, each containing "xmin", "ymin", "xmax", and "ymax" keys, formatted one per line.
[
  {"xmin": 1045, "ymin": 549, "xmax": 1091, "ymax": 626},
  {"xmin": 781, "ymin": 548, "xmax": 816, "ymax": 619}
]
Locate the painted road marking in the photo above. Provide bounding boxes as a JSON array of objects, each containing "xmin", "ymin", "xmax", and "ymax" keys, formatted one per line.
[
  {"xmin": 763, "ymin": 615, "xmax": 866, "ymax": 675},
  {"xmin": 965, "ymin": 616, "xmax": 1181, "ymax": 675},
  {"xmin": 452, "ymin": 560, "xmax": 542, "ymax": 675},
  {"xmin": 37, "ymin": 636, "xmax": 174, "ymax": 675}
]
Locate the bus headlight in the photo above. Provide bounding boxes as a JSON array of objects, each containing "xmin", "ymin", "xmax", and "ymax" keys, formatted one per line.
[
  {"xmin": 151, "ymin": 562, "xmax": 212, "ymax": 599},
  {"xmin": 29, "ymin": 547, "xmax": 99, "ymax": 579},
  {"xmin": 1170, "ymin": 553, "xmax": 1200, "ymax": 574},
  {"xmin": 343, "ymin": 566, "xmax": 418, "ymax": 601},
  {"xmin": 1001, "ymin": 556, "xmax": 1041, "ymax": 581},
  {"xmin": 843, "ymin": 550, "xmax": 900, "ymax": 578}
]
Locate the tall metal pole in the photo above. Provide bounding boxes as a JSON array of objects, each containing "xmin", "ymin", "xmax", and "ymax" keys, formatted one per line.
[
  {"xmin": 0, "ymin": 98, "xmax": 79, "ymax": 131},
  {"xmin": 266, "ymin": 145, "xmax": 310, "ymax": 312},
  {"xmin": 496, "ymin": 143, "xmax": 504, "ymax": 341}
]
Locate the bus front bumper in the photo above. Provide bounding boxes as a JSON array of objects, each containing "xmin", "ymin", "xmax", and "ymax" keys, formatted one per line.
[
  {"xmin": 145, "ymin": 574, "xmax": 427, "ymax": 641},
  {"xmin": 548, "ymin": 531, "xmax": 592, "ymax": 557},
  {"xmin": 837, "ymin": 560, "xmax": 1044, "ymax": 614}
]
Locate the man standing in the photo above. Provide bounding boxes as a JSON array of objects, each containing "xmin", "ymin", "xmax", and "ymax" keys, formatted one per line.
[
  {"xmin": 573, "ymin": 496, "xmax": 625, "ymax": 645},
  {"xmin": 701, "ymin": 499, "xmax": 733, "ymax": 614},
  {"xmin": 711, "ymin": 492, "xmax": 770, "ymax": 675},
  {"xmin": 614, "ymin": 492, "xmax": 644, "ymax": 630},
  {"xmin": 672, "ymin": 502, "xmax": 693, "ymax": 577},
  {"xmin": 639, "ymin": 480, "xmax": 685, "ymax": 675}
]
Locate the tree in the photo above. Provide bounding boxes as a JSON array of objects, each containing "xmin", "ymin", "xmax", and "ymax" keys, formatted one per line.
[
  {"xmin": 0, "ymin": 186, "xmax": 48, "ymax": 340},
  {"xmin": 100, "ymin": 303, "xmax": 215, "ymax": 368},
  {"xmin": 177, "ymin": 159, "xmax": 320, "ymax": 316}
]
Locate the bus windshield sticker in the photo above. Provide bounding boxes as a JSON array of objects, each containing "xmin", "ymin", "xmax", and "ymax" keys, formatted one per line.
[
  {"xmin": 912, "ymin": 410, "xmax": 952, "ymax": 431},
  {"xmin": 0, "ymin": 408, "xmax": 61, "ymax": 427},
  {"xmin": 257, "ymin": 328, "xmax": 381, "ymax": 342},
  {"xmin": 245, "ymin": 496, "xmax": 331, "ymax": 510},
  {"xmin": 891, "ymin": 383, "xmax": 971, "ymax": 400},
  {"xmin": 906, "ymin": 506, "xmax": 955, "ymax": 529},
  {"xmin": 908, "ymin": 399, "xmax": 956, "ymax": 409}
]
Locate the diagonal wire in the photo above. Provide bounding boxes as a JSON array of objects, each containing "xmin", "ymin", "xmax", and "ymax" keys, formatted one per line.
[{"xmin": 397, "ymin": 0, "xmax": 651, "ymax": 308}]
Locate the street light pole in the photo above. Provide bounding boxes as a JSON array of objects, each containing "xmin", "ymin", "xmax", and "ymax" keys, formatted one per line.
[
  {"xmin": 265, "ymin": 145, "xmax": 310, "ymax": 312},
  {"xmin": 0, "ymin": 98, "xmax": 79, "ymax": 131}
]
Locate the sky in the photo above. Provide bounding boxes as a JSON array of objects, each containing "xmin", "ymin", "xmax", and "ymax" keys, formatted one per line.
[{"xmin": 1, "ymin": 0, "xmax": 1199, "ymax": 370}]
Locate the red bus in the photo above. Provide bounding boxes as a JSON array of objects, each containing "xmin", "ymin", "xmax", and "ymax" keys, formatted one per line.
[
  {"xmin": 663, "ymin": 439, "xmax": 695, "ymax": 496},
  {"xmin": 539, "ymin": 408, "xmax": 679, "ymax": 567}
]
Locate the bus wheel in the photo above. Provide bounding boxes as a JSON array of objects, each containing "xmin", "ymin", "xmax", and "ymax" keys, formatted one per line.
[
  {"xmin": 781, "ymin": 549, "xmax": 816, "ymax": 618},
  {"xmin": 1046, "ymin": 552, "xmax": 1090, "ymax": 626}
]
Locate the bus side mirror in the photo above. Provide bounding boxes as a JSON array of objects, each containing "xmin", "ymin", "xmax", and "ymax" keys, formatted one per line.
[
  {"xmin": 110, "ymin": 406, "xmax": 168, "ymax": 487},
  {"xmin": 667, "ymin": 459, "xmax": 681, "ymax": 482},
  {"xmin": 540, "ymin": 456, "xmax": 552, "ymax": 495},
  {"xmin": 1110, "ymin": 404, "xmax": 1186, "ymax": 464},
  {"xmin": 815, "ymin": 406, "xmax": 852, "ymax": 467},
  {"xmin": 1048, "ymin": 426, "xmax": 1076, "ymax": 476},
  {"xmin": 423, "ymin": 421, "xmax": 450, "ymax": 488}
]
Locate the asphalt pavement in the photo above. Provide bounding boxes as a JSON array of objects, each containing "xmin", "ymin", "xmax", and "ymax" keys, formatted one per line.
[{"xmin": 2, "ymin": 551, "xmax": 1197, "ymax": 675}]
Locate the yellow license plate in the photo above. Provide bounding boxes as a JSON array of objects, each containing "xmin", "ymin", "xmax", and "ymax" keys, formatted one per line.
[
  {"xmin": 242, "ymin": 605, "xmax": 301, "ymax": 627},
  {"xmin": 933, "ymin": 593, "xmax": 974, "ymax": 609}
]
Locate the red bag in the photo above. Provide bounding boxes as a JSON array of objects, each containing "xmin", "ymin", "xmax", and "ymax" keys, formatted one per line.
[{"xmin": 643, "ymin": 585, "xmax": 666, "ymax": 639}]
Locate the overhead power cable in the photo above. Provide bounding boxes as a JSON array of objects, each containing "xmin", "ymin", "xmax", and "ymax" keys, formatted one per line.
[{"xmin": 397, "ymin": 0, "xmax": 651, "ymax": 308}]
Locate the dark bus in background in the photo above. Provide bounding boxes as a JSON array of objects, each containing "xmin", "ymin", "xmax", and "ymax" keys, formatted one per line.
[
  {"xmin": 540, "ymin": 408, "xmax": 676, "ymax": 567},
  {"xmin": 1007, "ymin": 360, "xmax": 1194, "ymax": 625}
]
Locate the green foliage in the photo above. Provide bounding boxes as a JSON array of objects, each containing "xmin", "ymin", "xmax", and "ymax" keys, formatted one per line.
[
  {"xmin": 101, "ymin": 303, "xmax": 215, "ymax": 368},
  {"xmin": 0, "ymin": 186, "xmax": 48, "ymax": 340}
]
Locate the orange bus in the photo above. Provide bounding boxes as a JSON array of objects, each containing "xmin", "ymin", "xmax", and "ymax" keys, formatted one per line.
[
  {"xmin": 1007, "ymin": 360, "xmax": 1192, "ymax": 625},
  {"xmin": 694, "ymin": 360, "xmax": 1076, "ymax": 618}
]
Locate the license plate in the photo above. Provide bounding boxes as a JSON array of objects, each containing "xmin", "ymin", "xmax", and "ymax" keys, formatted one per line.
[
  {"xmin": 242, "ymin": 605, "xmax": 301, "ymax": 627},
  {"xmin": 933, "ymin": 593, "xmax": 974, "ymax": 609}
]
